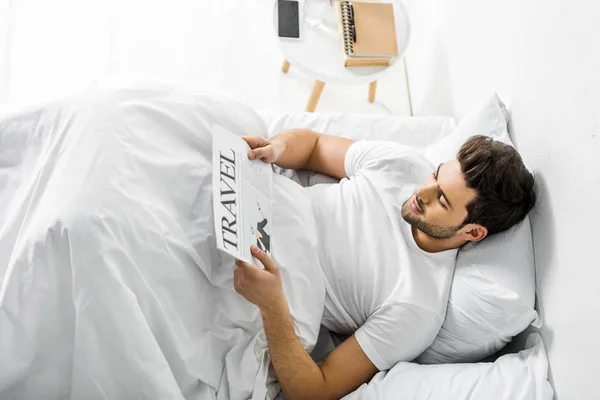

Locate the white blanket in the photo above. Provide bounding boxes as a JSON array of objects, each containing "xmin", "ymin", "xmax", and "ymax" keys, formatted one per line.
[{"xmin": 0, "ymin": 83, "xmax": 325, "ymax": 400}]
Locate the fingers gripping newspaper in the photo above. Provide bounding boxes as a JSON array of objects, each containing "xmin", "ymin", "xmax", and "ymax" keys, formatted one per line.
[{"xmin": 213, "ymin": 126, "xmax": 273, "ymax": 264}]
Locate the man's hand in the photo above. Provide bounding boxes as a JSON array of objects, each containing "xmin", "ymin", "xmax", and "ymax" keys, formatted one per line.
[
  {"xmin": 234, "ymin": 246, "xmax": 285, "ymax": 312},
  {"xmin": 242, "ymin": 136, "xmax": 285, "ymax": 164},
  {"xmin": 243, "ymin": 130, "xmax": 353, "ymax": 179},
  {"xmin": 235, "ymin": 249, "xmax": 377, "ymax": 400}
]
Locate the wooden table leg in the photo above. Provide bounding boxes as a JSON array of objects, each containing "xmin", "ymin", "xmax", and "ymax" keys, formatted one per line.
[
  {"xmin": 368, "ymin": 81, "xmax": 377, "ymax": 103},
  {"xmin": 306, "ymin": 80, "xmax": 325, "ymax": 112},
  {"xmin": 282, "ymin": 59, "xmax": 291, "ymax": 73}
]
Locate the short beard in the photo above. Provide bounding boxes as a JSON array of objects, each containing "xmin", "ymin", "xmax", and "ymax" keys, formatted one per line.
[{"xmin": 401, "ymin": 199, "xmax": 462, "ymax": 240}]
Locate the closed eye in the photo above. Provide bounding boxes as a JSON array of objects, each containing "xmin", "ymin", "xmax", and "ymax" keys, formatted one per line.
[{"xmin": 433, "ymin": 168, "xmax": 449, "ymax": 210}]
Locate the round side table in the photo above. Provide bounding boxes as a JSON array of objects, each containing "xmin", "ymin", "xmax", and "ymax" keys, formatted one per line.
[{"xmin": 273, "ymin": 0, "xmax": 410, "ymax": 112}]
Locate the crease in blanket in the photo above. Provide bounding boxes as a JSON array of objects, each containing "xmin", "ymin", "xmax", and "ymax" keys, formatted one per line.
[{"xmin": 251, "ymin": 331, "xmax": 273, "ymax": 400}]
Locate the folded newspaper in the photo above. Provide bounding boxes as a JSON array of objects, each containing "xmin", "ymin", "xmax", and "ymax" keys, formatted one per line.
[{"xmin": 212, "ymin": 125, "xmax": 273, "ymax": 264}]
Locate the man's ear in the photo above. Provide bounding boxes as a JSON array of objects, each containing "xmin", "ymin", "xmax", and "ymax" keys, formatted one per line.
[{"xmin": 459, "ymin": 224, "xmax": 488, "ymax": 242}]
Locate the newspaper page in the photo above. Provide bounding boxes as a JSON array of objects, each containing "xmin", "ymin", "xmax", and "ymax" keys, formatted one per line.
[{"xmin": 212, "ymin": 125, "xmax": 273, "ymax": 264}]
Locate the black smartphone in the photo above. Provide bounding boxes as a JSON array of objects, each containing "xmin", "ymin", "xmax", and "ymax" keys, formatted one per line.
[{"xmin": 278, "ymin": 0, "xmax": 300, "ymax": 39}]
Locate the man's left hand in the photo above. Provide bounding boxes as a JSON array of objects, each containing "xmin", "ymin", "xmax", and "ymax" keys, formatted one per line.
[{"xmin": 234, "ymin": 246, "xmax": 285, "ymax": 312}]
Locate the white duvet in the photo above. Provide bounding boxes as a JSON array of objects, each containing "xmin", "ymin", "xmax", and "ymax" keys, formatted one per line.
[{"xmin": 0, "ymin": 83, "xmax": 325, "ymax": 400}]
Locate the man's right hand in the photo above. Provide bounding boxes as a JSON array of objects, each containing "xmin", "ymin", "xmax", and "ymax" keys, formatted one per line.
[
  {"xmin": 242, "ymin": 136, "xmax": 284, "ymax": 164},
  {"xmin": 242, "ymin": 129, "xmax": 353, "ymax": 180}
]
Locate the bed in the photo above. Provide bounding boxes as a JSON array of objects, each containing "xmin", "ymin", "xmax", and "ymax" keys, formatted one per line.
[{"xmin": 0, "ymin": 82, "xmax": 552, "ymax": 399}]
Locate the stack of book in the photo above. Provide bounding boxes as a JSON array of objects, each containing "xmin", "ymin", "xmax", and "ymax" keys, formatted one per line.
[{"xmin": 338, "ymin": 1, "xmax": 398, "ymax": 67}]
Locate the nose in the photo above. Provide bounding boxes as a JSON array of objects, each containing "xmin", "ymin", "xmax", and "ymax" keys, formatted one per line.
[{"xmin": 416, "ymin": 182, "xmax": 437, "ymax": 204}]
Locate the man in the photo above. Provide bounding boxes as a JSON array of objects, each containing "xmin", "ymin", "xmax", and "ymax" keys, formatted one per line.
[{"xmin": 233, "ymin": 130, "xmax": 536, "ymax": 400}]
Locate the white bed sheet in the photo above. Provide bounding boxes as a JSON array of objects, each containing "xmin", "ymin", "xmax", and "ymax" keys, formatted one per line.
[{"xmin": 0, "ymin": 82, "xmax": 326, "ymax": 400}]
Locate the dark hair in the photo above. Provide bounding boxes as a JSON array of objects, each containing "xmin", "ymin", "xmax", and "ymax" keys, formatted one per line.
[{"xmin": 458, "ymin": 135, "xmax": 536, "ymax": 235}]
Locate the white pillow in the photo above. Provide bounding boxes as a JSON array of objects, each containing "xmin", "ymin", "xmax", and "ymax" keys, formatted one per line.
[
  {"xmin": 343, "ymin": 333, "xmax": 554, "ymax": 400},
  {"xmin": 423, "ymin": 93, "xmax": 512, "ymax": 166},
  {"xmin": 417, "ymin": 94, "xmax": 539, "ymax": 364},
  {"xmin": 418, "ymin": 218, "xmax": 540, "ymax": 364},
  {"xmin": 259, "ymin": 111, "xmax": 456, "ymax": 148}
]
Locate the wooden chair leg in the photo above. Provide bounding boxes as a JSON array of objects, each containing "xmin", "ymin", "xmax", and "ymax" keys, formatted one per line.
[
  {"xmin": 369, "ymin": 81, "xmax": 377, "ymax": 103},
  {"xmin": 282, "ymin": 59, "xmax": 291, "ymax": 73},
  {"xmin": 306, "ymin": 80, "xmax": 325, "ymax": 112}
]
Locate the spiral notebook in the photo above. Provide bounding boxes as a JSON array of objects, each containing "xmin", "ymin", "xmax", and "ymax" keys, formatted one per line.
[{"xmin": 339, "ymin": 1, "xmax": 398, "ymax": 66}]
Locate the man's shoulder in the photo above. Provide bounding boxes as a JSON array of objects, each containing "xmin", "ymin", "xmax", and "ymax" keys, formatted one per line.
[
  {"xmin": 348, "ymin": 141, "xmax": 432, "ymax": 178},
  {"xmin": 351, "ymin": 140, "xmax": 423, "ymax": 159},
  {"xmin": 376, "ymin": 300, "xmax": 441, "ymax": 322},
  {"xmin": 379, "ymin": 272, "xmax": 451, "ymax": 323}
]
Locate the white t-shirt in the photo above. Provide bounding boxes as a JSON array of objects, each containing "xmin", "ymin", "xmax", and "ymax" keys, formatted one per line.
[{"xmin": 305, "ymin": 141, "xmax": 457, "ymax": 371}]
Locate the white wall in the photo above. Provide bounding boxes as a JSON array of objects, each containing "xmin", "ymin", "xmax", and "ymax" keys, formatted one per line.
[
  {"xmin": 405, "ymin": 0, "xmax": 600, "ymax": 398},
  {"xmin": 0, "ymin": 0, "xmax": 10, "ymax": 103},
  {"xmin": 0, "ymin": 0, "xmax": 409, "ymax": 114}
]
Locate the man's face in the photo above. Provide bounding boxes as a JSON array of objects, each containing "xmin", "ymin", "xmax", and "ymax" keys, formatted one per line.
[{"xmin": 401, "ymin": 159, "xmax": 478, "ymax": 239}]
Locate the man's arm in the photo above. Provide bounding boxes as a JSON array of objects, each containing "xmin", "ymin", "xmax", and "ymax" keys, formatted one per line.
[
  {"xmin": 262, "ymin": 299, "xmax": 378, "ymax": 400},
  {"xmin": 243, "ymin": 129, "xmax": 354, "ymax": 180},
  {"xmin": 234, "ymin": 247, "xmax": 378, "ymax": 400}
]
